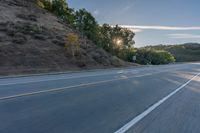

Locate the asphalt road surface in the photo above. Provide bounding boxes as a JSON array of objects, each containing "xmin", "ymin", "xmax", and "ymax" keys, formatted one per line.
[{"xmin": 0, "ymin": 63, "xmax": 200, "ymax": 133}]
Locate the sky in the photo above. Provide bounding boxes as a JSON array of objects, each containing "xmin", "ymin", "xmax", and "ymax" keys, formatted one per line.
[{"xmin": 68, "ymin": 0, "xmax": 200, "ymax": 47}]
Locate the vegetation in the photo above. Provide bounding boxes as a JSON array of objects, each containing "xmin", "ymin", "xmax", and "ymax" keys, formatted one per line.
[
  {"xmin": 145, "ymin": 43, "xmax": 200, "ymax": 62},
  {"xmin": 97, "ymin": 24, "xmax": 135, "ymax": 61},
  {"xmin": 36, "ymin": 0, "xmax": 136, "ymax": 61},
  {"xmin": 137, "ymin": 48, "xmax": 175, "ymax": 65},
  {"xmin": 136, "ymin": 49, "xmax": 175, "ymax": 65},
  {"xmin": 74, "ymin": 9, "xmax": 99, "ymax": 41},
  {"xmin": 65, "ymin": 33, "xmax": 80, "ymax": 57},
  {"xmin": 36, "ymin": 0, "xmax": 177, "ymax": 65}
]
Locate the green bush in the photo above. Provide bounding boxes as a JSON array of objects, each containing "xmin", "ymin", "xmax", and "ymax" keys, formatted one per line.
[
  {"xmin": 136, "ymin": 49, "xmax": 175, "ymax": 65},
  {"xmin": 145, "ymin": 43, "xmax": 200, "ymax": 62}
]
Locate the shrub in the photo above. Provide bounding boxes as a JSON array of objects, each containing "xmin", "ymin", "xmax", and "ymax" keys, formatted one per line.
[
  {"xmin": 65, "ymin": 33, "xmax": 80, "ymax": 57},
  {"xmin": 36, "ymin": 0, "xmax": 45, "ymax": 8},
  {"xmin": 136, "ymin": 49, "xmax": 175, "ymax": 65}
]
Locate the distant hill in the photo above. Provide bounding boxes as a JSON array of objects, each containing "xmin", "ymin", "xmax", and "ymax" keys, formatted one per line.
[{"xmin": 144, "ymin": 43, "xmax": 200, "ymax": 62}]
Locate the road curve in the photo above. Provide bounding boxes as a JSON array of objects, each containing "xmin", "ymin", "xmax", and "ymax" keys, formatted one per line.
[{"xmin": 0, "ymin": 63, "xmax": 199, "ymax": 133}]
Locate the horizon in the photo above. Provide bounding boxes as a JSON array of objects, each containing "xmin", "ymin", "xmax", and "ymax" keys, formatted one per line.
[{"xmin": 68, "ymin": 0, "xmax": 200, "ymax": 47}]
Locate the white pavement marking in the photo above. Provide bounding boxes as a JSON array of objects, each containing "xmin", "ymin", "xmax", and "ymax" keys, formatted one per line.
[
  {"xmin": 117, "ymin": 70, "xmax": 124, "ymax": 74},
  {"xmin": 0, "ymin": 73, "xmax": 153, "ymax": 101},
  {"xmin": 115, "ymin": 72, "xmax": 200, "ymax": 133},
  {"xmin": 0, "ymin": 69, "xmax": 139, "ymax": 86},
  {"xmin": 0, "ymin": 72, "xmax": 119, "ymax": 86},
  {"xmin": 134, "ymin": 73, "xmax": 152, "ymax": 77},
  {"xmin": 0, "ymin": 68, "xmax": 176, "ymax": 86}
]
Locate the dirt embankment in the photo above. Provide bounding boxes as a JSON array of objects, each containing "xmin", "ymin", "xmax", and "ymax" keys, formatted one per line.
[{"xmin": 0, "ymin": 0, "xmax": 136, "ymax": 75}]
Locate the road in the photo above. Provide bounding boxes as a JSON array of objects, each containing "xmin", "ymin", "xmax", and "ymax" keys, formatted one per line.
[{"xmin": 0, "ymin": 63, "xmax": 199, "ymax": 133}]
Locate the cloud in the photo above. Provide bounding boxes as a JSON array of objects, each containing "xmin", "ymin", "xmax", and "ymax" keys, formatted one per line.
[
  {"xmin": 93, "ymin": 10, "xmax": 100, "ymax": 16},
  {"xmin": 116, "ymin": 25, "xmax": 200, "ymax": 33},
  {"xmin": 124, "ymin": 5, "xmax": 131, "ymax": 11},
  {"xmin": 110, "ymin": 25, "xmax": 143, "ymax": 33},
  {"xmin": 128, "ymin": 28, "xmax": 143, "ymax": 33},
  {"xmin": 168, "ymin": 34, "xmax": 200, "ymax": 39},
  {"xmin": 123, "ymin": 5, "xmax": 134, "ymax": 11}
]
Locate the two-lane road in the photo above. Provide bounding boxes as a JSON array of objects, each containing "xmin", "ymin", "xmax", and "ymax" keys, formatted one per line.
[{"xmin": 0, "ymin": 63, "xmax": 200, "ymax": 133}]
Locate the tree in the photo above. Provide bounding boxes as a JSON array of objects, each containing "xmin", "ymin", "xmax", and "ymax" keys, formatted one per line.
[
  {"xmin": 37, "ymin": 0, "xmax": 75, "ymax": 24},
  {"xmin": 111, "ymin": 25, "xmax": 135, "ymax": 49},
  {"xmin": 51, "ymin": 0, "xmax": 68, "ymax": 18},
  {"xmin": 74, "ymin": 9, "xmax": 99, "ymax": 41},
  {"xmin": 52, "ymin": 0, "xmax": 76, "ymax": 25},
  {"xmin": 98, "ymin": 24, "xmax": 135, "ymax": 60},
  {"xmin": 98, "ymin": 24, "xmax": 113, "ymax": 51},
  {"xmin": 65, "ymin": 33, "xmax": 80, "ymax": 57}
]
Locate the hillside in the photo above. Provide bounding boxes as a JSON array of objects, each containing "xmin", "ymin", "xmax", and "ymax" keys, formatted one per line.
[
  {"xmin": 0, "ymin": 0, "xmax": 132, "ymax": 75},
  {"xmin": 144, "ymin": 43, "xmax": 200, "ymax": 62}
]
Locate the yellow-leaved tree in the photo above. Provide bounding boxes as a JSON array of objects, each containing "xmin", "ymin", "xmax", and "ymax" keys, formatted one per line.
[
  {"xmin": 65, "ymin": 33, "xmax": 80, "ymax": 57},
  {"xmin": 36, "ymin": 0, "xmax": 45, "ymax": 8}
]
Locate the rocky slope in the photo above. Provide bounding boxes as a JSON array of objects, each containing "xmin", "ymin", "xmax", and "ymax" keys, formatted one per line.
[{"xmin": 0, "ymin": 0, "xmax": 131, "ymax": 75}]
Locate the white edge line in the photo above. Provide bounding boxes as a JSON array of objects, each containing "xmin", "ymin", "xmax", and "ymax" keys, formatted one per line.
[
  {"xmin": 115, "ymin": 72, "xmax": 200, "ymax": 133},
  {"xmin": 0, "ymin": 69, "xmax": 176, "ymax": 86},
  {"xmin": 0, "ymin": 70, "xmax": 140, "ymax": 86},
  {"xmin": 0, "ymin": 72, "xmax": 121, "ymax": 86},
  {"xmin": 0, "ymin": 79, "xmax": 119, "ymax": 101},
  {"xmin": 0, "ymin": 73, "xmax": 151, "ymax": 101}
]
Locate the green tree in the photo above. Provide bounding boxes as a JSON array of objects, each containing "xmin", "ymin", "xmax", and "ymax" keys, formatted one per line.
[
  {"xmin": 98, "ymin": 24, "xmax": 113, "ymax": 51},
  {"xmin": 37, "ymin": 0, "xmax": 75, "ymax": 24},
  {"xmin": 98, "ymin": 24, "xmax": 135, "ymax": 60},
  {"xmin": 52, "ymin": 0, "xmax": 75, "ymax": 24},
  {"xmin": 74, "ymin": 9, "xmax": 99, "ymax": 41},
  {"xmin": 51, "ymin": 0, "xmax": 68, "ymax": 18}
]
